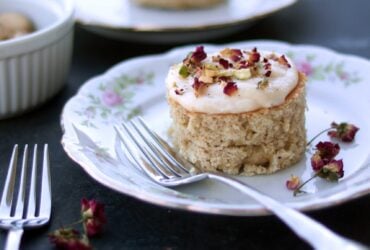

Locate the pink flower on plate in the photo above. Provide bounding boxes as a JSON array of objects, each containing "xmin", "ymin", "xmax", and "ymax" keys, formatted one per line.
[
  {"xmin": 296, "ymin": 61, "xmax": 313, "ymax": 76},
  {"xmin": 135, "ymin": 76, "xmax": 144, "ymax": 84},
  {"xmin": 102, "ymin": 90, "xmax": 122, "ymax": 107},
  {"xmin": 339, "ymin": 72, "xmax": 349, "ymax": 80}
]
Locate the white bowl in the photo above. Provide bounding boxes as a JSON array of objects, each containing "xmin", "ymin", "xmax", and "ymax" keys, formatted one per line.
[{"xmin": 0, "ymin": 0, "xmax": 74, "ymax": 119}]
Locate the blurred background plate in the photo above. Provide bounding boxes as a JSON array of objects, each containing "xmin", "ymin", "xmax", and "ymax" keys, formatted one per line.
[{"xmin": 74, "ymin": 0, "xmax": 296, "ymax": 43}]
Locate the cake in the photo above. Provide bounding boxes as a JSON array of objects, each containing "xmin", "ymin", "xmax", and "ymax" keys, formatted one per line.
[
  {"xmin": 0, "ymin": 12, "xmax": 34, "ymax": 41},
  {"xmin": 134, "ymin": 0, "xmax": 224, "ymax": 9},
  {"xmin": 166, "ymin": 46, "xmax": 306, "ymax": 176}
]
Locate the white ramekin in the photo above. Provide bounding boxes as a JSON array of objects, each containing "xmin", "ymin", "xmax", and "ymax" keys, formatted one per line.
[{"xmin": 0, "ymin": 0, "xmax": 74, "ymax": 119}]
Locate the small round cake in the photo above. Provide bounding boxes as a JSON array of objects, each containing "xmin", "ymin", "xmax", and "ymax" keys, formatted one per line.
[
  {"xmin": 166, "ymin": 46, "xmax": 306, "ymax": 176},
  {"xmin": 134, "ymin": 0, "xmax": 224, "ymax": 9}
]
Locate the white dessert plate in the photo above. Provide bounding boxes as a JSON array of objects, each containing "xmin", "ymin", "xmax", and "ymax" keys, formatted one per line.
[
  {"xmin": 61, "ymin": 40, "xmax": 370, "ymax": 216},
  {"xmin": 74, "ymin": 0, "xmax": 296, "ymax": 43}
]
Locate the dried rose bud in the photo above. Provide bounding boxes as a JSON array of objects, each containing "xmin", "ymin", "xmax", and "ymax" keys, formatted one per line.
[
  {"xmin": 191, "ymin": 46, "xmax": 207, "ymax": 64},
  {"xmin": 286, "ymin": 175, "xmax": 300, "ymax": 190},
  {"xmin": 223, "ymin": 81, "xmax": 238, "ymax": 96},
  {"xmin": 192, "ymin": 77, "xmax": 207, "ymax": 97},
  {"xmin": 278, "ymin": 55, "xmax": 291, "ymax": 68},
  {"xmin": 328, "ymin": 122, "xmax": 359, "ymax": 142},
  {"xmin": 318, "ymin": 159, "xmax": 344, "ymax": 181},
  {"xmin": 81, "ymin": 198, "xmax": 107, "ymax": 237},
  {"xmin": 49, "ymin": 228, "xmax": 92, "ymax": 250},
  {"xmin": 311, "ymin": 152, "xmax": 325, "ymax": 171},
  {"xmin": 311, "ymin": 141, "xmax": 340, "ymax": 172},
  {"xmin": 315, "ymin": 141, "xmax": 340, "ymax": 160}
]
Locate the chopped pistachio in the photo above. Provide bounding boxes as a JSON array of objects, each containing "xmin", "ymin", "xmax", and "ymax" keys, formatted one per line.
[
  {"xmin": 179, "ymin": 65, "xmax": 190, "ymax": 78},
  {"xmin": 217, "ymin": 70, "xmax": 233, "ymax": 77}
]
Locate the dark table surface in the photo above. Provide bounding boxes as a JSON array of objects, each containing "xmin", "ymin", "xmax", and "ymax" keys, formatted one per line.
[{"xmin": 1, "ymin": 0, "xmax": 370, "ymax": 249}]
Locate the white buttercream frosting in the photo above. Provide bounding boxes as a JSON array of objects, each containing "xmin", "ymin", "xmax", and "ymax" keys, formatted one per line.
[{"xmin": 166, "ymin": 48, "xmax": 299, "ymax": 114}]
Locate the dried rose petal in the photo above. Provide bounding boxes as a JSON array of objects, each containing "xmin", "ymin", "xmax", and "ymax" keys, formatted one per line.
[
  {"xmin": 318, "ymin": 159, "xmax": 344, "ymax": 181},
  {"xmin": 49, "ymin": 228, "xmax": 92, "ymax": 250},
  {"xmin": 219, "ymin": 58, "xmax": 230, "ymax": 69},
  {"xmin": 237, "ymin": 60, "xmax": 250, "ymax": 69},
  {"xmin": 264, "ymin": 62, "xmax": 271, "ymax": 70},
  {"xmin": 264, "ymin": 71, "xmax": 272, "ymax": 77},
  {"xmin": 278, "ymin": 55, "xmax": 291, "ymax": 68},
  {"xmin": 220, "ymin": 48, "xmax": 243, "ymax": 62},
  {"xmin": 286, "ymin": 175, "xmax": 300, "ymax": 190},
  {"xmin": 81, "ymin": 199, "xmax": 107, "ymax": 237},
  {"xmin": 267, "ymin": 53, "xmax": 279, "ymax": 61},
  {"xmin": 223, "ymin": 81, "xmax": 238, "ymax": 96},
  {"xmin": 230, "ymin": 49, "xmax": 243, "ymax": 62},
  {"xmin": 328, "ymin": 122, "xmax": 359, "ymax": 142},
  {"xmin": 174, "ymin": 88, "xmax": 185, "ymax": 95},
  {"xmin": 218, "ymin": 76, "xmax": 231, "ymax": 83},
  {"xmin": 191, "ymin": 46, "xmax": 207, "ymax": 64},
  {"xmin": 192, "ymin": 77, "xmax": 207, "ymax": 97},
  {"xmin": 248, "ymin": 48, "xmax": 260, "ymax": 64}
]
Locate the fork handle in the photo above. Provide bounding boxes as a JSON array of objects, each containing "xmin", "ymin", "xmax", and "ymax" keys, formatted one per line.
[
  {"xmin": 208, "ymin": 173, "xmax": 368, "ymax": 250},
  {"xmin": 5, "ymin": 228, "xmax": 24, "ymax": 250}
]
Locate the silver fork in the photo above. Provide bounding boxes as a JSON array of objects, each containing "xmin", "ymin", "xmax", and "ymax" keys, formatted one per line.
[
  {"xmin": 0, "ymin": 144, "xmax": 51, "ymax": 250},
  {"xmin": 115, "ymin": 117, "xmax": 368, "ymax": 250}
]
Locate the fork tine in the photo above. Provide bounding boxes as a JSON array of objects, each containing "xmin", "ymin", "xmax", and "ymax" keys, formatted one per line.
[
  {"xmin": 114, "ymin": 125, "xmax": 144, "ymax": 169},
  {"xmin": 38, "ymin": 144, "xmax": 51, "ymax": 218},
  {"xmin": 115, "ymin": 125, "xmax": 166, "ymax": 181},
  {"xmin": 13, "ymin": 145, "xmax": 29, "ymax": 218},
  {"xmin": 121, "ymin": 122, "xmax": 176, "ymax": 179},
  {"xmin": 130, "ymin": 119, "xmax": 184, "ymax": 177},
  {"xmin": 26, "ymin": 145, "xmax": 38, "ymax": 218},
  {"xmin": 135, "ymin": 117, "xmax": 190, "ymax": 173},
  {"xmin": 0, "ymin": 145, "xmax": 18, "ymax": 215}
]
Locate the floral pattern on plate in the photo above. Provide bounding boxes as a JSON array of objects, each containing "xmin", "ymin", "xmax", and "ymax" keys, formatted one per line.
[
  {"xmin": 75, "ymin": 72, "xmax": 154, "ymax": 128},
  {"xmin": 287, "ymin": 52, "xmax": 362, "ymax": 85}
]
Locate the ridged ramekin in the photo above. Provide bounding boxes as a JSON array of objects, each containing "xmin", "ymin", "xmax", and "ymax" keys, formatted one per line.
[{"xmin": 0, "ymin": 0, "xmax": 74, "ymax": 119}]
